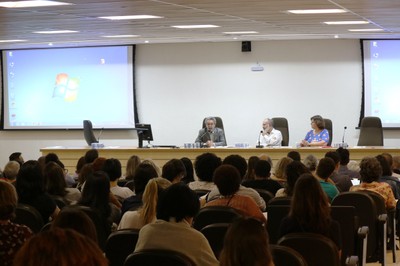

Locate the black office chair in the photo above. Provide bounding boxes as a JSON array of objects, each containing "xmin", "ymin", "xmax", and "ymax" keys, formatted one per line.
[
  {"xmin": 105, "ymin": 229, "xmax": 140, "ymax": 266},
  {"xmin": 267, "ymin": 196, "xmax": 291, "ymax": 206},
  {"xmin": 278, "ymin": 232, "xmax": 341, "ymax": 266},
  {"xmin": 254, "ymin": 188, "xmax": 275, "ymax": 205},
  {"xmin": 266, "ymin": 205, "xmax": 290, "ymax": 244},
  {"xmin": 200, "ymin": 223, "xmax": 230, "ymax": 258},
  {"xmin": 124, "ymin": 249, "xmax": 195, "ymax": 266},
  {"xmin": 332, "ymin": 191, "xmax": 387, "ymax": 265},
  {"xmin": 323, "ymin": 118, "xmax": 333, "ymax": 146},
  {"xmin": 13, "ymin": 203, "xmax": 44, "ymax": 233},
  {"xmin": 192, "ymin": 206, "xmax": 242, "ymax": 231},
  {"xmin": 357, "ymin": 116, "xmax": 384, "ymax": 146},
  {"xmin": 271, "ymin": 117, "xmax": 289, "ymax": 146},
  {"xmin": 270, "ymin": 244, "xmax": 307, "ymax": 266}
]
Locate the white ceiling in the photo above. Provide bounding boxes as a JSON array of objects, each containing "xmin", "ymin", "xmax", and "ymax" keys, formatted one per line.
[{"xmin": 0, "ymin": 0, "xmax": 400, "ymax": 49}]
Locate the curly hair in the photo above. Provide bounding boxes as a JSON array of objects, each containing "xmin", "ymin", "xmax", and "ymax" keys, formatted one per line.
[{"xmin": 359, "ymin": 157, "xmax": 382, "ymax": 183}]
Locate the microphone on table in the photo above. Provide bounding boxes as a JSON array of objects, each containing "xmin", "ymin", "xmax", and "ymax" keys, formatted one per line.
[
  {"xmin": 341, "ymin": 126, "xmax": 348, "ymax": 148},
  {"xmin": 256, "ymin": 130, "xmax": 263, "ymax": 148}
]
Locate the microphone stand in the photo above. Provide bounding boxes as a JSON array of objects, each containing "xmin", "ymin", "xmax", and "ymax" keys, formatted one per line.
[
  {"xmin": 198, "ymin": 128, "xmax": 209, "ymax": 148},
  {"xmin": 256, "ymin": 130, "xmax": 263, "ymax": 148},
  {"xmin": 341, "ymin": 126, "xmax": 348, "ymax": 148}
]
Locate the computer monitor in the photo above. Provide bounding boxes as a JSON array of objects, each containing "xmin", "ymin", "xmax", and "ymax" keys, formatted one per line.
[
  {"xmin": 135, "ymin": 123, "xmax": 153, "ymax": 148},
  {"xmin": 83, "ymin": 120, "xmax": 99, "ymax": 146}
]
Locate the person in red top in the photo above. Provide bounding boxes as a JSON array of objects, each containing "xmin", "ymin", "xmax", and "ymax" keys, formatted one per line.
[{"xmin": 205, "ymin": 165, "xmax": 267, "ymax": 223}]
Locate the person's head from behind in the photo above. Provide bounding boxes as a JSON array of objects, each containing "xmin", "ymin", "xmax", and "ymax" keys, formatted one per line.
[
  {"xmin": 79, "ymin": 171, "xmax": 111, "ymax": 217},
  {"xmin": 180, "ymin": 157, "xmax": 194, "ymax": 183},
  {"xmin": 287, "ymin": 150, "xmax": 301, "ymax": 162},
  {"xmin": 359, "ymin": 157, "xmax": 382, "ymax": 183},
  {"xmin": 92, "ymin": 157, "xmax": 106, "ymax": 172},
  {"xmin": 254, "ymin": 160, "xmax": 271, "ymax": 179},
  {"xmin": 194, "ymin": 152, "xmax": 222, "ymax": 182},
  {"xmin": 310, "ymin": 115, "xmax": 325, "ymax": 130},
  {"xmin": 75, "ymin": 156, "xmax": 86, "ymax": 175},
  {"xmin": 0, "ymin": 180, "xmax": 18, "ymax": 221},
  {"xmin": 316, "ymin": 157, "xmax": 335, "ymax": 180},
  {"xmin": 274, "ymin": 157, "xmax": 293, "ymax": 179},
  {"xmin": 9, "ymin": 152, "xmax": 24, "ymax": 166},
  {"xmin": 44, "ymin": 153, "xmax": 59, "ymax": 164},
  {"xmin": 161, "ymin": 159, "xmax": 186, "ymax": 184},
  {"xmin": 102, "ymin": 158, "xmax": 122, "ymax": 182},
  {"xmin": 51, "ymin": 208, "xmax": 97, "ymax": 243},
  {"xmin": 43, "ymin": 161, "xmax": 67, "ymax": 196},
  {"xmin": 13, "ymin": 228, "xmax": 107, "ymax": 266},
  {"xmin": 16, "ymin": 160, "xmax": 45, "ymax": 199},
  {"xmin": 290, "ymin": 174, "xmax": 330, "ymax": 230},
  {"xmin": 213, "ymin": 165, "xmax": 241, "ymax": 197},
  {"xmin": 133, "ymin": 162, "xmax": 158, "ymax": 195},
  {"xmin": 222, "ymin": 154, "xmax": 247, "ymax": 179},
  {"xmin": 125, "ymin": 155, "xmax": 141, "ymax": 179},
  {"xmin": 84, "ymin": 149, "xmax": 99, "ymax": 164},
  {"xmin": 78, "ymin": 163, "xmax": 94, "ymax": 185},
  {"xmin": 259, "ymin": 154, "xmax": 273, "ymax": 168},
  {"xmin": 204, "ymin": 117, "xmax": 217, "ymax": 131},
  {"xmin": 303, "ymin": 154, "xmax": 318, "ymax": 172},
  {"xmin": 376, "ymin": 154, "xmax": 392, "ymax": 176},
  {"xmin": 220, "ymin": 217, "xmax": 273, "ymax": 266},
  {"xmin": 381, "ymin": 153, "xmax": 394, "ymax": 169},
  {"xmin": 285, "ymin": 161, "xmax": 310, "ymax": 197},
  {"xmin": 325, "ymin": 151, "xmax": 340, "ymax": 169},
  {"xmin": 336, "ymin": 147, "xmax": 350, "ymax": 165},
  {"xmin": 3, "ymin": 161, "xmax": 20, "ymax": 182},
  {"xmin": 141, "ymin": 177, "xmax": 172, "ymax": 225},
  {"xmin": 156, "ymin": 183, "xmax": 199, "ymax": 223},
  {"xmin": 245, "ymin": 156, "xmax": 260, "ymax": 180}
]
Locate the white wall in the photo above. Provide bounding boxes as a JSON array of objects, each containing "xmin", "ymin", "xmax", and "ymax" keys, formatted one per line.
[{"xmin": 1, "ymin": 39, "xmax": 399, "ymax": 168}]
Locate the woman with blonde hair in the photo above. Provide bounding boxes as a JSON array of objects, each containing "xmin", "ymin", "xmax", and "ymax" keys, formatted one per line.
[
  {"xmin": 118, "ymin": 177, "xmax": 171, "ymax": 229},
  {"xmin": 125, "ymin": 155, "xmax": 141, "ymax": 180},
  {"xmin": 271, "ymin": 157, "xmax": 293, "ymax": 185}
]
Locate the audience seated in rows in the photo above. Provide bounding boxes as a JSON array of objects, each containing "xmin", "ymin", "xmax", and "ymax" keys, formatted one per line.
[
  {"xmin": 315, "ymin": 157, "xmax": 340, "ymax": 202},
  {"xmin": 103, "ymin": 158, "xmax": 134, "ymax": 200},
  {"xmin": 220, "ymin": 217, "xmax": 274, "ymax": 266},
  {"xmin": 350, "ymin": 157, "xmax": 396, "ymax": 209},
  {"xmin": 43, "ymin": 161, "xmax": 81, "ymax": 206},
  {"xmin": 121, "ymin": 162, "xmax": 159, "ymax": 214},
  {"xmin": 180, "ymin": 157, "xmax": 195, "ymax": 184},
  {"xmin": 275, "ymin": 160, "xmax": 310, "ymax": 197},
  {"xmin": 13, "ymin": 228, "xmax": 108, "ymax": 266},
  {"xmin": 205, "ymin": 165, "xmax": 267, "ymax": 223},
  {"xmin": 0, "ymin": 180, "xmax": 33, "ymax": 266},
  {"xmin": 242, "ymin": 160, "xmax": 282, "ymax": 195},
  {"xmin": 206, "ymin": 154, "xmax": 266, "ymax": 211},
  {"xmin": 162, "ymin": 159, "xmax": 186, "ymax": 184},
  {"xmin": 189, "ymin": 152, "xmax": 221, "ymax": 191},
  {"xmin": 134, "ymin": 183, "xmax": 219, "ymax": 266},
  {"xmin": 336, "ymin": 147, "xmax": 360, "ymax": 179},
  {"xmin": 118, "ymin": 177, "xmax": 171, "ymax": 230},
  {"xmin": 278, "ymin": 174, "xmax": 342, "ymax": 254},
  {"xmin": 16, "ymin": 160, "xmax": 60, "ymax": 223},
  {"xmin": 325, "ymin": 151, "xmax": 353, "ymax": 192}
]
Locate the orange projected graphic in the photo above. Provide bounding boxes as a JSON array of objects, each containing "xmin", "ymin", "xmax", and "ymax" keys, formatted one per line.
[{"xmin": 53, "ymin": 73, "xmax": 80, "ymax": 102}]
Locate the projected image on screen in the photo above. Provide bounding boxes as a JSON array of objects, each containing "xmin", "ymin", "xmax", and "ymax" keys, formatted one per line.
[
  {"xmin": 363, "ymin": 40, "xmax": 400, "ymax": 128},
  {"xmin": 2, "ymin": 46, "xmax": 136, "ymax": 129}
]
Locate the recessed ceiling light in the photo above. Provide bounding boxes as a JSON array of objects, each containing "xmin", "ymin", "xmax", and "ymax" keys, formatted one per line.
[
  {"xmin": 0, "ymin": 0, "xmax": 73, "ymax": 8},
  {"xmin": 172, "ymin": 25, "xmax": 220, "ymax": 29},
  {"xmin": 34, "ymin": 30, "xmax": 78, "ymax": 34},
  {"xmin": 287, "ymin": 9, "xmax": 347, "ymax": 14},
  {"xmin": 102, "ymin": 35, "xmax": 140, "ymax": 38},
  {"xmin": 0, "ymin": 39, "xmax": 26, "ymax": 43},
  {"xmin": 348, "ymin": 29, "xmax": 384, "ymax": 32},
  {"xmin": 98, "ymin": 15, "xmax": 163, "ymax": 20},
  {"xmin": 324, "ymin": 21, "xmax": 369, "ymax": 25},
  {"xmin": 223, "ymin": 31, "xmax": 259, "ymax": 34}
]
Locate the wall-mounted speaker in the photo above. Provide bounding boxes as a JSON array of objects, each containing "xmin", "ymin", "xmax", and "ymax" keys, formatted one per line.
[{"xmin": 241, "ymin": 41, "xmax": 251, "ymax": 52}]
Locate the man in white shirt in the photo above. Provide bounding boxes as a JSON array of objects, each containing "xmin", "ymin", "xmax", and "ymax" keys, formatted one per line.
[{"xmin": 258, "ymin": 118, "xmax": 282, "ymax": 147}]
